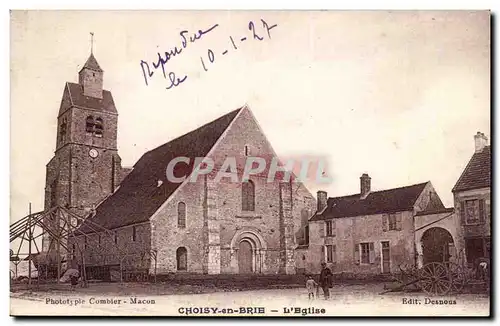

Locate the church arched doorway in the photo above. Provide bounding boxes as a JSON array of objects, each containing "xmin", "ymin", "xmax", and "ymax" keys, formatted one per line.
[
  {"xmin": 231, "ymin": 229, "xmax": 266, "ymax": 274},
  {"xmin": 238, "ymin": 240, "xmax": 254, "ymax": 273},
  {"xmin": 421, "ymin": 227, "xmax": 455, "ymax": 265}
]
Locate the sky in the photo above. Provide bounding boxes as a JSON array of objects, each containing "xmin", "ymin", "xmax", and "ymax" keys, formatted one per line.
[{"xmin": 10, "ymin": 10, "xmax": 490, "ymax": 224}]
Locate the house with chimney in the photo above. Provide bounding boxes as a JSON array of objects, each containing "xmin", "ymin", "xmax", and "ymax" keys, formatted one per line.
[
  {"xmin": 299, "ymin": 174, "xmax": 450, "ymax": 275},
  {"xmin": 452, "ymin": 132, "xmax": 491, "ymax": 266}
]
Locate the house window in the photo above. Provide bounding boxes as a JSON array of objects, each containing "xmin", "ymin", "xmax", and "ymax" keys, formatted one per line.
[
  {"xmin": 461, "ymin": 199, "xmax": 485, "ymax": 225},
  {"xmin": 72, "ymin": 244, "xmax": 76, "ymax": 259},
  {"xmin": 94, "ymin": 117, "xmax": 103, "ymax": 137},
  {"xmin": 132, "ymin": 226, "xmax": 137, "ymax": 242},
  {"xmin": 360, "ymin": 243, "xmax": 370, "ymax": 264},
  {"xmin": 326, "ymin": 244, "xmax": 336, "ymax": 263},
  {"xmin": 383, "ymin": 213, "xmax": 402, "ymax": 231},
  {"xmin": 305, "ymin": 225, "xmax": 310, "ymax": 244},
  {"xmin": 242, "ymin": 180, "xmax": 255, "ymax": 211},
  {"xmin": 177, "ymin": 202, "xmax": 186, "ymax": 228},
  {"xmin": 176, "ymin": 247, "xmax": 188, "ymax": 271},
  {"xmin": 388, "ymin": 214, "xmax": 397, "ymax": 230},
  {"xmin": 86, "ymin": 116, "xmax": 95, "ymax": 133},
  {"xmin": 325, "ymin": 220, "xmax": 335, "ymax": 236}
]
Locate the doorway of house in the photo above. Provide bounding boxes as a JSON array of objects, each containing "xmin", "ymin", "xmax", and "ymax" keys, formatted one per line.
[
  {"xmin": 381, "ymin": 241, "xmax": 390, "ymax": 273},
  {"xmin": 465, "ymin": 237, "xmax": 489, "ymax": 264}
]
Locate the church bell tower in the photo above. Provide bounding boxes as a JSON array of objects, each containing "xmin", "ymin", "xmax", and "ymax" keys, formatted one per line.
[{"xmin": 42, "ymin": 38, "xmax": 127, "ymax": 251}]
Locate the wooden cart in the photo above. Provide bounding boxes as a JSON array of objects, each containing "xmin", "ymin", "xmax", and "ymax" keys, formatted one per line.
[{"xmin": 383, "ymin": 258, "xmax": 489, "ymax": 295}]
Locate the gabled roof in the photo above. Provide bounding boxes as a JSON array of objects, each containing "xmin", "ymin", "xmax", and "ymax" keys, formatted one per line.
[
  {"xmin": 58, "ymin": 82, "xmax": 117, "ymax": 116},
  {"xmin": 452, "ymin": 146, "xmax": 491, "ymax": 192},
  {"xmin": 80, "ymin": 53, "xmax": 103, "ymax": 72},
  {"xmin": 77, "ymin": 108, "xmax": 242, "ymax": 232},
  {"xmin": 310, "ymin": 182, "xmax": 429, "ymax": 221}
]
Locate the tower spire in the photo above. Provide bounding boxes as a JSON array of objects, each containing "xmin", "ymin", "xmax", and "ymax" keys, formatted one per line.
[{"xmin": 90, "ymin": 32, "xmax": 94, "ymax": 54}]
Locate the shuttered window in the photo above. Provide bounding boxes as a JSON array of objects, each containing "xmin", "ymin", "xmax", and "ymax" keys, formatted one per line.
[
  {"xmin": 359, "ymin": 242, "xmax": 375, "ymax": 264},
  {"xmin": 360, "ymin": 243, "xmax": 370, "ymax": 264},
  {"xmin": 462, "ymin": 199, "xmax": 486, "ymax": 225},
  {"xmin": 385, "ymin": 213, "xmax": 402, "ymax": 231},
  {"xmin": 388, "ymin": 214, "xmax": 397, "ymax": 230}
]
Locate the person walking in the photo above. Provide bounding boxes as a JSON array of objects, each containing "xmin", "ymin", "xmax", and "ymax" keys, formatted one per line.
[
  {"xmin": 319, "ymin": 263, "xmax": 332, "ymax": 300},
  {"xmin": 306, "ymin": 275, "xmax": 318, "ymax": 300}
]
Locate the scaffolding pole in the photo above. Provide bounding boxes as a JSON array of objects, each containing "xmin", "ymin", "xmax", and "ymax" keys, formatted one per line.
[{"xmin": 28, "ymin": 203, "xmax": 32, "ymax": 286}]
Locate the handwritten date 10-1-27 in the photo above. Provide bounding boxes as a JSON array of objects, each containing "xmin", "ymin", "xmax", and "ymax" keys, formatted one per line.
[
  {"xmin": 200, "ymin": 19, "xmax": 278, "ymax": 72},
  {"xmin": 140, "ymin": 19, "xmax": 277, "ymax": 90}
]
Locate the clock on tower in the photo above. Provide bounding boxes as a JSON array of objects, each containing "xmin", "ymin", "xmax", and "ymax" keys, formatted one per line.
[{"xmin": 44, "ymin": 48, "xmax": 126, "ymax": 224}]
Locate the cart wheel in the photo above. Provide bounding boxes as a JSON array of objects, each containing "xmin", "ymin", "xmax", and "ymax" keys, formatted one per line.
[
  {"xmin": 418, "ymin": 262, "xmax": 452, "ymax": 296},
  {"xmin": 444, "ymin": 262, "xmax": 465, "ymax": 294}
]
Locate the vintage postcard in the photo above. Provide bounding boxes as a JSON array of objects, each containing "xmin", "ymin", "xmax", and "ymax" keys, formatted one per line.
[{"xmin": 10, "ymin": 10, "xmax": 490, "ymax": 317}]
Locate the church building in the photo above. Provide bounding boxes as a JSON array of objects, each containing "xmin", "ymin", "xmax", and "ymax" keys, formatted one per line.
[{"xmin": 45, "ymin": 50, "xmax": 316, "ymax": 278}]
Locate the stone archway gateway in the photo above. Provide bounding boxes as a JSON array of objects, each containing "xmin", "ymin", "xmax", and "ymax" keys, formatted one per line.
[
  {"xmin": 230, "ymin": 229, "xmax": 267, "ymax": 274},
  {"xmin": 421, "ymin": 227, "xmax": 455, "ymax": 265}
]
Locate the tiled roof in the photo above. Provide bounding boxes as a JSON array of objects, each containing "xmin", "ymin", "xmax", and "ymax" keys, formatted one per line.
[
  {"xmin": 59, "ymin": 82, "xmax": 117, "ymax": 116},
  {"xmin": 452, "ymin": 146, "xmax": 491, "ymax": 192},
  {"xmin": 310, "ymin": 182, "xmax": 429, "ymax": 221},
  {"xmin": 77, "ymin": 108, "xmax": 242, "ymax": 233},
  {"xmin": 81, "ymin": 53, "xmax": 103, "ymax": 72}
]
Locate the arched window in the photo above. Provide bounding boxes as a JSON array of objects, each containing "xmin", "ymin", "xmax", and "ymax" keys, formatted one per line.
[
  {"xmin": 176, "ymin": 247, "xmax": 187, "ymax": 271},
  {"xmin": 94, "ymin": 117, "xmax": 103, "ymax": 137},
  {"xmin": 86, "ymin": 116, "xmax": 95, "ymax": 133},
  {"xmin": 242, "ymin": 180, "xmax": 255, "ymax": 212},
  {"xmin": 59, "ymin": 118, "xmax": 67, "ymax": 143},
  {"xmin": 177, "ymin": 202, "xmax": 186, "ymax": 228}
]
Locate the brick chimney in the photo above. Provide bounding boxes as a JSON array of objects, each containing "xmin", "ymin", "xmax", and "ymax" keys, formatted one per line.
[
  {"xmin": 360, "ymin": 173, "xmax": 371, "ymax": 199},
  {"xmin": 474, "ymin": 132, "xmax": 488, "ymax": 153},
  {"xmin": 317, "ymin": 190, "xmax": 327, "ymax": 212}
]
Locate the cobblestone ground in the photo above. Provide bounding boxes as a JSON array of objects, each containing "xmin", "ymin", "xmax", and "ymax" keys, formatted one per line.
[{"xmin": 10, "ymin": 283, "xmax": 490, "ymax": 317}]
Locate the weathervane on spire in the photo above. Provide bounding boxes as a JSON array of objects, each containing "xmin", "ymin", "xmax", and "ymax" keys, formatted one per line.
[{"xmin": 90, "ymin": 32, "xmax": 94, "ymax": 54}]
